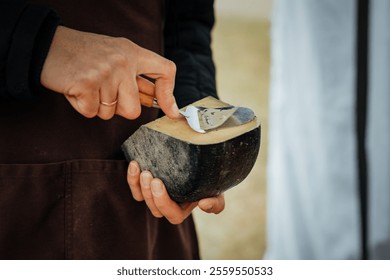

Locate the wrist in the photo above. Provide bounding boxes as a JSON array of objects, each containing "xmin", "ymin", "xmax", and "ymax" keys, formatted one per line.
[{"xmin": 31, "ymin": 9, "xmax": 61, "ymax": 95}]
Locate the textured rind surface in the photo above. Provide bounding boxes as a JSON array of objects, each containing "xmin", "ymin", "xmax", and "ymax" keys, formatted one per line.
[{"xmin": 121, "ymin": 125, "xmax": 261, "ymax": 202}]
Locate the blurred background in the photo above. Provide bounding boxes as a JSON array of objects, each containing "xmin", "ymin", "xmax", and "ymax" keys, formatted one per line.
[{"xmin": 192, "ymin": 0, "xmax": 272, "ymax": 259}]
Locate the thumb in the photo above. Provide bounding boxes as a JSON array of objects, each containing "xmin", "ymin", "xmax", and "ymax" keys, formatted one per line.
[
  {"xmin": 154, "ymin": 70, "xmax": 180, "ymax": 119},
  {"xmin": 136, "ymin": 48, "xmax": 180, "ymax": 118}
]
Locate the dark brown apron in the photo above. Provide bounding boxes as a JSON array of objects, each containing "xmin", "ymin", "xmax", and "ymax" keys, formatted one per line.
[{"xmin": 0, "ymin": 0, "xmax": 199, "ymax": 259}]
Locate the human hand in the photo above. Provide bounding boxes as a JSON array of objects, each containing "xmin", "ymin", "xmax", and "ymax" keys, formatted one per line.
[
  {"xmin": 127, "ymin": 160, "xmax": 225, "ymax": 224},
  {"xmin": 41, "ymin": 26, "xmax": 180, "ymax": 120}
]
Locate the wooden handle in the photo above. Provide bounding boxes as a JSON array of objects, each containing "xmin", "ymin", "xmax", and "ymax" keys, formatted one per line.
[{"xmin": 139, "ymin": 91, "xmax": 155, "ymax": 108}]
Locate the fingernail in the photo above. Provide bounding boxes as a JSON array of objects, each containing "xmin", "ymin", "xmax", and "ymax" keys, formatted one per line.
[
  {"xmin": 141, "ymin": 172, "xmax": 152, "ymax": 189},
  {"xmin": 171, "ymin": 102, "xmax": 180, "ymax": 118},
  {"xmin": 151, "ymin": 180, "xmax": 163, "ymax": 197},
  {"xmin": 129, "ymin": 162, "xmax": 138, "ymax": 175}
]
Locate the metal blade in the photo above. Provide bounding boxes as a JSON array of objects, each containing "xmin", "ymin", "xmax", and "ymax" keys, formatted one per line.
[
  {"xmin": 197, "ymin": 106, "xmax": 237, "ymax": 131},
  {"xmin": 179, "ymin": 105, "xmax": 255, "ymax": 133},
  {"xmin": 217, "ymin": 106, "xmax": 256, "ymax": 130},
  {"xmin": 179, "ymin": 106, "xmax": 208, "ymax": 133}
]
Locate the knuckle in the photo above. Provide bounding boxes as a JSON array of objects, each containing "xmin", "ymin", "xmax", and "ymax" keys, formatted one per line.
[
  {"xmin": 115, "ymin": 37, "xmax": 131, "ymax": 46},
  {"xmin": 98, "ymin": 113, "xmax": 113, "ymax": 121},
  {"xmin": 66, "ymin": 87, "xmax": 81, "ymax": 98},
  {"xmin": 120, "ymin": 106, "xmax": 141, "ymax": 120},
  {"xmin": 151, "ymin": 210, "xmax": 163, "ymax": 218},
  {"xmin": 114, "ymin": 37, "xmax": 137, "ymax": 54},
  {"xmin": 66, "ymin": 88, "xmax": 99, "ymax": 118},
  {"xmin": 76, "ymin": 70, "xmax": 101, "ymax": 88},
  {"xmin": 169, "ymin": 215, "xmax": 184, "ymax": 225},
  {"xmin": 97, "ymin": 62, "xmax": 112, "ymax": 79},
  {"xmin": 81, "ymin": 103, "xmax": 99, "ymax": 118},
  {"xmin": 83, "ymin": 109, "xmax": 98, "ymax": 118},
  {"xmin": 165, "ymin": 60, "xmax": 176, "ymax": 74},
  {"xmin": 162, "ymin": 210, "xmax": 185, "ymax": 225},
  {"xmin": 109, "ymin": 52, "xmax": 127, "ymax": 67},
  {"xmin": 80, "ymin": 64, "xmax": 112, "ymax": 85}
]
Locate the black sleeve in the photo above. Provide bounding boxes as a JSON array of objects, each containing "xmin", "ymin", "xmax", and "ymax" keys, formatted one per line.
[
  {"xmin": 164, "ymin": 0, "xmax": 217, "ymax": 108},
  {"xmin": 0, "ymin": 0, "xmax": 60, "ymax": 100}
]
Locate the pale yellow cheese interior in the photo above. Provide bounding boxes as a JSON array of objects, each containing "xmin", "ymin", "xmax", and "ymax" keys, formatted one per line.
[{"xmin": 145, "ymin": 97, "xmax": 259, "ymax": 145}]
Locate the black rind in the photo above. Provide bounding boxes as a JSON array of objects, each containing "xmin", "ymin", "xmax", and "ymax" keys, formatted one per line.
[{"xmin": 121, "ymin": 126, "xmax": 261, "ymax": 202}]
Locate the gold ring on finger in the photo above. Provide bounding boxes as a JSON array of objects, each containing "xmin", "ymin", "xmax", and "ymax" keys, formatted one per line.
[{"xmin": 100, "ymin": 99, "xmax": 118, "ymax": 106}]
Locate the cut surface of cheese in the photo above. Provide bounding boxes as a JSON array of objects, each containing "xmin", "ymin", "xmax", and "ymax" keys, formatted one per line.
[{"xmin": 146, "ymin": 97, "xmax": 259, "ymax": 144}]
